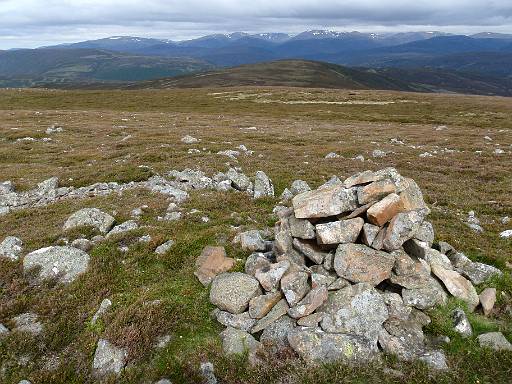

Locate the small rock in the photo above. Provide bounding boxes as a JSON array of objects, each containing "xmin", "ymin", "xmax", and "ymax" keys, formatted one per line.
[
  {"xmin": 23, "ymin": 246, "xmax": 90, "ymax": 283},
  {"xmin": 334, "ymin": 244, "xmax": 395, "ymax": 286},
  {"xmin": 290, "ymin": 180, "xmax": 311, "ymax": 195},
  {"xmin": 287, "ymin": 327, "xmax": 377, "ymax": 363},
  {"xmin": 220, "ymin": 327, "xmax": 260, "ymax": 355},
  {"xmin": 431, "ymin": 264, "xmax": 479, "ymax": 311},
  {"xmin": 155, "ymin": 240, "xmax": 175, "ymax": 255},
  {"xmin": 249, "ymin": 292, "xmax": 283, "ymax": 319},
  {"xmin": 13, "ymin": 312, "xmax": 43, "ymax": 335},
  {"xmin": 226, "ymin": 168, "xmax": 251, "ymax": 191},
  {"xmin": 372, "ymin": 149, "xmax": 386, "ymax": 158},
  {"xmin": 361, "ymin": 223, "xmax": 380, "ymax": 247},
  {"xmin": 253, "ymin": 171, "xmax": 274, "ymax": 198},
  {"xmin": 477, "ymin": 332, "xmax": 512, "ymax": 351},
  {"xmin": 0, "ymin": 236, "xmax": 23, "ymax": 261},
  {"xmin": 194, "ymin": 246, "xmax": 236, "ymax": 286},
  {"xmin": 479, "ymin": 288, "xmax": 496, "ymax": 316},
  {"xmin": 289, "ymin": 216, "xmax": 316, "ymax": 239},
  {"xmin": 292, "ymin": 184, "xmax": 358, "ymax": 219},
  {"xmin": 106, "ymin": 220, "xmax": 138, "ymax": 238},
  {"xmin": 251, "ymin": 299, "xmax": 289, "ymax": 333},
  {"xmin": 210, "ymin": 273, "xmax": 261, "ymax": 314},
  {"xmin": 281, "ymin": 271, "xmax": 310, "ymax": 307},
  {"xmin": 245, "ymin": 253, "xmax": 272, "ymax": 276},
  {"xmin": 92, "ymin": 339, "xmax": 128, "ymax": 377},
  {"xmin": 288, "ymin": 286, "xmax": 328, "ymax": 319},
  {"xmin": 181, "ymin": 135, "xmax": 199, "ymax": 144},
  {"xmin": 63, "ymin": 208, "xmax": 115, "ymax": 234},
  {"xmin": 92, "ymin": 299, "xmax": 112, "ymax": 324},
  {"xmin": 358, "ymin": 179, "xmax": 397, "ymax": 205},
  {"xmin": 418, "ymin": 350, "xmax": 449, "ymax": 370},
  {"xmin": 315, "ymin": 218, "xmax": 364, "ymax": 245},
  {"xmin": 320, "ymin": 283, "xmax": 388, "ymax": 343},
  {"xmin": 255, "ymin": 260, "xmax": 290, "ymax": 291},
  {"xmin": 366, "ymin": 193, "xmax": 404, "ymax": 226},
  {"xmin": 383, "ymin": 210, "xmax": 426, "ymax": 251},
  {"xmin": 292, "ymin": 238, "xmax": 328, "ymax": 264},
  {"xmin": 499, "ymin": 230, "xmax": 512, "ymax": 239},
  {"xmin": 452, "ymin": 308, "xmax": 472, "ymax": 337},
  {"xmin": 260, "ymin": 315, "xmax": 296, "ymax": 354},
  {"xmin": 199, "ymin": 362, "xmax": 218, "ymax": 384},
  {"xmin": 239, "ymin": 230, "xmax": 266, "ymax": 252},
  {"xmin": 71, "ymin": 238, "xmax": 93, "ymax": 252}
]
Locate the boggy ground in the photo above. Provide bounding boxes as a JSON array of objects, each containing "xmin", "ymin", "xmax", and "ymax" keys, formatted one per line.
[{"xmin": 0, "ymin": 87, "xmax": 511, "ymax": 383}]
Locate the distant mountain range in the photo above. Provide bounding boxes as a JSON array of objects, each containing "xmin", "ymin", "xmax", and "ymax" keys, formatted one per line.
[{"xmin": 1, "ymin": 30, "xmax": 512, "ymax": 95}]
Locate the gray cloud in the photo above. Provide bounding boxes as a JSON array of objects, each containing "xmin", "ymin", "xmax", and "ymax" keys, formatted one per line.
[{"xmin": 1, "ymin": 0, "xmax": 511, "ymax": 48}]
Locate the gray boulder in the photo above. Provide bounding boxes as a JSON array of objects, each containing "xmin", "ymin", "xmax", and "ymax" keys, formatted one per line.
[
  {"xmin": 239, "ymin": 230, "xmax": 266, "ymax": 252},
  {"xmin": 63, "ymin": 208, "xmax": 115, "ymax": 233},
  {"xmin": 23, "ymin": 246, "xmax": 89, "ymax": 283},
  {"xmin": 292, "ymin": 184, "xmax": 358, "ymax": 219}
]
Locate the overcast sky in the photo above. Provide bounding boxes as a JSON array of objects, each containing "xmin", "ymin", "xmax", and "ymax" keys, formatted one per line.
[{"xmin": 1, "ymin": 0, "xmax": 512, "ymax": 49}]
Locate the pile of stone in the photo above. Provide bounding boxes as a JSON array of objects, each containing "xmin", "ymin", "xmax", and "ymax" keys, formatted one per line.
[{"xmin": 207, "ymin": 168, "xmax": 503, "ymax": 369}]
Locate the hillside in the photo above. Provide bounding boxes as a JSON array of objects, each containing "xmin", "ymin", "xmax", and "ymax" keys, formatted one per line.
[
  {"xmin": 0, "ymin": 48, "xmax": 212, "ymax": 87},
  {"xmin": 0, "ymin": 87, "xmax": 511, "ymax": 383},
  {"xmin": 129, "ymin": 60, "xmax": 512, "ymax": 96}
]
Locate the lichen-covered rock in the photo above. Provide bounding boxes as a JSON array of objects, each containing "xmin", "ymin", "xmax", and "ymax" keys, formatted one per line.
[
  {"xmin": 255, "ymin": 260, "xmax": 290, "ymax": 292},
  {"xmin": 288, "ymin": 286, "xmax": 328, "ymax": 319},
  {"xmin": 214, "ymin": 310, "xmax": 257, "ymax": 332},
  {"xmin": 477, "ymin": 332, "xmax": 512, "ymax": 351},
  {"xmin": 320, "ymin": 283, "xmax": 388, "ymax": 344},
  {"xmin": 23, "ymin": 246, "xmax": 90, "ymax": 283},
  {"xmin": 12, "ymin": 312, "xmax": 43, "ymax": 335},
  {"xmin": 315, "ymin": 218, "xmax": 364, "ymax": 245},
  {"xmin": 402, "ymin": 280, "xmax": 448, "ymax": 310},
  {"xmin": 292, "ymin": 184, "xmax": 358, "ymax": 219},
  {"xmin": 63, "ymin": 208, "xmax": 115, "ymax": 233},
  {"xmin": 358, "ymin": 179, "xmax": 397, "ymax": 205},
  {"xmin": 260, "ymin": 315, "xmax": 296, "ymax": 354},
  {"xmin": 253, "ymin": 171, "xmax": 274, "ymax": 199},
  {"xmin": 378, "ymin": 318, "xmax": 425, "ymax": 360},
  {"xmin": 220, "ymin": 327, "xmax": 260, "ymax": 355},
  {"xmin": 452, "ymin": 308, "xmax": 472, "ymax": 337},
  {"xmin": 383, "ymin": 210, "xmax": 426, "ymax": 251},
  {"xmin": 106, "ymin": 220, "xmax": 138, "ymax": 238},
  {"xmin": 249, "ymin": 292, "xmax": 283, "ymax": 319},
  {"xmin": 0, "ymin": 236, "xmax": 23, "ymax": 261},
  {"xmin": 281, "ymin": 271, "xmax": 310, "ymax": 307},
  {"xmin": 287, "ymin": 327, "xmax": 378, "ymax": 363},
  {"xmin": 210, "ymin": 273, "xmax": 261, "ymax": 314},
  {"xmin": 92, "ymin": 339, "xmax": 128, "ymax": 377},
  {"xmin": 431, "ymin": 264, "xmax": 479, "ymax": 311},
  {"xmin": 239, "ymin": 230, "xmax": 267, "ymax": 252},
  {"xmin": 289, "ymin": 215, "xmax": 316, "ymax": 239},
  {"xmin": 334, "ymin": 244, "xmax": 395, "ymax": 286}
]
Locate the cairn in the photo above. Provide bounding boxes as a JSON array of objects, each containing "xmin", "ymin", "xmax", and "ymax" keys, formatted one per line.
[{"xmin": 207, "ymin": 168, "xmax": 502, "ymax": 369}]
